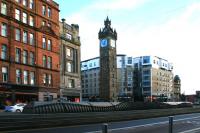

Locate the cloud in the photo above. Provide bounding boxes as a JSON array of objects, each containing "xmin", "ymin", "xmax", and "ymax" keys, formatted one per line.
[
  {"xmin": 116, "ymin": 2, "xmax": 200, "ymax": 94},
  {"xmin": 93, "ymin": 0, "xmax": 149, "ymax": 11},
  {"xmin": 64, "ymin": 0, "xmax": 150, "ymax": 61},
  {"xmin": 64, "ymin": 1, "xmax": 200, "ymax": 94},
  {"xmin": 179, "ymin": 2, "xmax": 200, "ymax": 21}
]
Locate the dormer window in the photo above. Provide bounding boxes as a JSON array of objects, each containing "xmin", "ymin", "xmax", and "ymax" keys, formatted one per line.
[{"xmin": 66, "ymin": 33, "xmax": 72, "ymax": 40}]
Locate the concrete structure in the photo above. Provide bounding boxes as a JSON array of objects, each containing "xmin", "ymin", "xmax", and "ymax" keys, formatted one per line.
[
  {"xmin": 81, "ymin": 55, "xmax": 175, "ymax": 101},
  {"xmin": 99, "ymin": 17, "xmax": 118, "ymax": 101},
  {"xmin": 59, "ymin": 19, "xmax": 81, "ymax": 102},
  {"xmin": 0, "ymin": 0, "xmax": 60, "ymax": 104},
  {"xmin": 132, "ymin": 56, "xmax": 174, "ymax": 101},
  {"xmin": 81, "ymin": 57, "xmax": 100, "ymax": 100},
  {"xmin": 117, "ymin": 55, "xmax": 134, "ymax": 101}
]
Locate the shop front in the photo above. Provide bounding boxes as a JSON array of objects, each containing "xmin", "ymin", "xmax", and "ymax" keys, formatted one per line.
[
  {"xmin": 0, "ymin": 83, "xmax": 38, "ymax": 105},
  {"xmin": 60, "ymin": 88, "xmax": 81, "ymax": 102}
]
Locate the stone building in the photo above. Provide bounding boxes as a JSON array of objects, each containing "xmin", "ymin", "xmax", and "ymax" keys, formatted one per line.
[
  {"xmin": 173, "ymin": 75, "xmax": 181, "ymax": 101},
  {"xmin": 99, "ymin": 17, "xmax": 118, "ymax": 101},
  {"xmin": 59, "ymin": 19, "xmax": 81, "ymax": 102},
  {"xmin": 0, "ymin": 0, "xmax": 60, "ymax": 104}
]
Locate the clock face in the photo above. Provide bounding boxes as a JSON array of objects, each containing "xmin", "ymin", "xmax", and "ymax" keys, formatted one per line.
[
  {"xmin": 100, "ymin": 39, "xmax": 108, "ymax": 47},
  {"xmin": 110, "ymin": 39, "xmax": 115, "ymax": 48}
]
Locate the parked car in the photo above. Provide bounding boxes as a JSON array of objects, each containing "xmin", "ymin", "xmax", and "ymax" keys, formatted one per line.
[
  {"xmin": 0, "ymin": 103, "xmax": 5, "ymax": 110},
  {"xmin": 5, "ymin": 103, "xmax": 27, "ymax": 112}
]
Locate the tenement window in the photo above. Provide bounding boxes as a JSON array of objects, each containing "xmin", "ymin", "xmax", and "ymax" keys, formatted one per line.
[
  {"xmin": 66, "ymin": 33, "xmax": 72, "ymax": 40},
  {"xmin": 47, "ymin": 23, "xmax": 51, "ymax": 27},
  {"xmin": 22, "ymin": 12, "xmax": 27, "ymax": 23},
  {"xmin": 29, "ymin": 0, "xmax": 34, "ymax": 9},
  {"xmin": 22, "ymin": 0, "xmax": 27, "ymax": 6},
  {"xmin": 2, "ymin": 67, "xmax": 8, "ymax": 82},
  {"xmin": 1, "ymin": 44, "xmax": 7, "ymax": 60},
  {"xmin": 48, "ymin": 74, "xmax": 52, "ymax": 85},
  {"xmin": 42, "ymin": 21, "xmax": 46, "ymax": 26},
  {"xmin": 1, "ymin": 2, "xmax": 7, "ymax": 15},
  {"xmin": 22, "ymin": 50, "xmax": 28, "ymax": 64},
  {"xmin": 42, "ymin": 37, "xmax": 46, "ymax": 49},
  {"xmin": 30, "ymin": 71, "xmax": 35, "ymax": 85},
  {"xmin": 15, "ymin": 48, "xmax": 21, "ymax": 63},
  {"xmin": 29, "ymin": 15, "xmax": 34, "ymax": 26},
  {"xmin": 29, "ymin": 52, "xmax": 34, "ymax": 65},
  {"xmin": 16, "ymin": 69, "xmax": 21, "ymax": 84},
  {"xmin": 42, "ymin": 5, "xmax": 46, "ymax": 15},
  {"xmin": 47, "ymin": 56, "xmax": 52, "ymax": 69},
  {"xmin": 43, "ymin": 73, "xmax": 47, "ymax": 85},
  {"xmin": 47, "ymin": 39, "xmax": 52, "ymax": 51},
  {"xmin": 15, "ymin": 9, "xmax": 20, "ymax": 21},
  {"xmin": 66, "ymin": 48, "xmax": 71, "ymax": 57},
  {"xmin": 15, "ymin": 28, "xmax": 21, "ymax": 41},
  {"xmin": 42, "ymin": 55, "xmax": 47, "ymax": 67},
  {"xmin": 23, "ymin": 70, "xmax": 28, "ymax": 84},
  {"xmin": 1, "ymin": 23, "xmax": 7, "ymax": 37},
  {"xmin": 67, "ymin": 62, "xmax": 72, "ymax": 72},
  {"xmin": 23, "ymin": 31, "xmax": 28, "ymax": 43},
  {"xmin": 29, "ymin": 33, "xmax": 34, "ymax": 45},
  {"xmin": 68, "ymin": 79, "xmax": 74, "ymax": 88},
  {"xmin": 47, "ymin": 7, "xmax": 51, "ymax": 18}
]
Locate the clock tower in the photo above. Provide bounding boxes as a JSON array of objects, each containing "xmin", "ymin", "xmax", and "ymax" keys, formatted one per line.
[{"xmin": 98, "ymin": 17, "xmax": 118, "ymax": 101}]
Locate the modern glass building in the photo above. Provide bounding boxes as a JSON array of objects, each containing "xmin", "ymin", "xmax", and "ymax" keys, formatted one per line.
[{"xmin": 81, "ymin": 55, "xmax": 175, "ymax": 102}]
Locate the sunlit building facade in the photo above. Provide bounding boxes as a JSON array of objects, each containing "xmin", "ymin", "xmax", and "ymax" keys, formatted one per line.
[
  {"xmin": 0, "ymin": 0, "xmax": 60, "ymax": 104},
  {"xmin": 59, "ymin": 19, "xmax": 81, "ymax": 102}
]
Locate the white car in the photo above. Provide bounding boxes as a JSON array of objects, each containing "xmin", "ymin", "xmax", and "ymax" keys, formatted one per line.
[{"xmin": 5, "ymin": 103, "xmax": 27, "ymax": 112}]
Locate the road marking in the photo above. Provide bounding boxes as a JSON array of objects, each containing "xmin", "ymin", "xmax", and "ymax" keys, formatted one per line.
[
  {"xmin": 173, "ymin": 116, "xmax": 200, "ymax": 122},
  {"xmin": 85, "ymin": 115, "xmax": 200, "ymax": 133},
  {"xmin": 85, "ymin": 121, "xmax": 168, "ymax": 133},
  {"xmin": 179, "ymin": 127, "xmax": 200, "ymax": 133}
]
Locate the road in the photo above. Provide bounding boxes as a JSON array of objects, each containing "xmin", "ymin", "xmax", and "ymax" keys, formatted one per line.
[{"xmin": 6, "ymin": 112, "xmax": 200, "ymax": 133}]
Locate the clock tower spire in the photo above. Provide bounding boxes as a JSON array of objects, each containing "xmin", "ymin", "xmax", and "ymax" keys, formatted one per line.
[{"xmin": 99, "ymin": 17, "xmax": 118, "ymax": 101}]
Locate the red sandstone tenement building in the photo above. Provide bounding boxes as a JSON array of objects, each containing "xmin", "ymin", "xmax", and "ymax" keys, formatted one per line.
[{"xmin": 0, "ymin": 0, "xmax": 60, "ymax": 104}]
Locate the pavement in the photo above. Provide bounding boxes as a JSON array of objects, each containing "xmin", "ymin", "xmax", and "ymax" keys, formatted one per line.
[{"xmin": 6, "ymin": 113, "xmax": 200, "ymax": 133}]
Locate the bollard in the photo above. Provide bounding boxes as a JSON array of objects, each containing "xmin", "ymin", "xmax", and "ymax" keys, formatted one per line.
[
  {"xmin": 169, "ymin": 116, "xmax": 173, "ymax": 133},
  {"xmin": 102, "ymin": 123, "xmax": 108, "ymax": 133}
]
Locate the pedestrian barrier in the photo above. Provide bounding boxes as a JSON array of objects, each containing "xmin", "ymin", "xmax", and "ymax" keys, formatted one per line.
[{"xmin": 23, "ymin": 101, "xmax": 193, "ymax": 114}]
